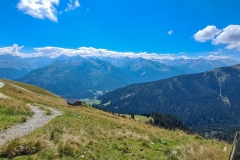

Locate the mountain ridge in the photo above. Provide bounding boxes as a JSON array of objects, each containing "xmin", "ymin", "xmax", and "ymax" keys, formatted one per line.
[
  {"xmin": 99, "ymin": 64, "xmax": 240, "ymax": 129},
  {"xmin": 17, "ymin": 57, "xmax": 136, "ymax": 98}
]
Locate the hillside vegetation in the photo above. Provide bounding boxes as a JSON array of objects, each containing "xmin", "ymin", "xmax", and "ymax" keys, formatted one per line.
[
  {"xmin": 99, "ymin": 64, "xmax": 240, "ymax": 142},
  {"xmin": 0, "ymin": 79, "xmax": 231, "ymax": 159}
]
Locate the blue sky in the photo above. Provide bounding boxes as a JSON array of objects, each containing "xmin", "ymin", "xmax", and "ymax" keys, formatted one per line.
[{"xmin": 0, "ymin": 0, "xmax": 240, "ymax": 60}]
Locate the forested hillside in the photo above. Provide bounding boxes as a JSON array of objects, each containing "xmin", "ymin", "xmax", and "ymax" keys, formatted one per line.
[{"xmin": 99, "ymin": 64, "xmax": 240, "ymax": 141}]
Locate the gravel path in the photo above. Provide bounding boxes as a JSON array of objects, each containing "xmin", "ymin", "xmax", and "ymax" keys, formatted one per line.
[
  {"xmin": 0, "ymin": 104, "xmax": 62, "ymax": 146},
  {"xmin": 0, "ymin": 82, "xmax": 8, "ymax": 99},
  {"xmin": 0, "ymin": 93, "xmax": 8, "ymax": 99},
  {"xmin": 5, "ymin": 82, "xmax": 32, "ymax": 93},
  {"xmin": 0, "ymin": 80, "xmax": 32, "ymax": 93},
  {"xmin": 0, "ymin": 82, "xmax": 4, "ymax": 88}
]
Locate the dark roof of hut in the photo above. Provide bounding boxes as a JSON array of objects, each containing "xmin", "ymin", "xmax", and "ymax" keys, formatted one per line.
[{"xmin": 66, "ymin": 98, "xmax": 79, "ymax": 105}]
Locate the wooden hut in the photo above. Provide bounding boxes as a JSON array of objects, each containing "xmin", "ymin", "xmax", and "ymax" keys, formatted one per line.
[{"xmin": 66, "ymin": 98, "xmax": 82, "ymax": 106}]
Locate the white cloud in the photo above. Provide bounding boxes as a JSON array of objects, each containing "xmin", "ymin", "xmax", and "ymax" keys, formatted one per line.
[
  {"xmin": 193, "ymin": 25, "xmax": 222, "ymax": 42},
  {"xmin": 225, "ymin": 42, "xmax": 240, "ymax": 50},
  {"xmin": 0, "ymin": 44, "xmax": 43, "ymax": 58},
  {"xmin": 168, "ymin": 30, "xmax": 173, "ymax": 35},
  {"xmin": 17, "ymin": 0, "xmax": 59, "ymax": 22},
  {"xmin": 0, "ymin": 44, "xmax": 24, "ymax": 56},
  {"xmin": 213, "ymin": 25, "xmax": 240, "ymax": 51},
  {"xmin": 65, "ymin": 0, "xmax": 80, "ymax": 12},
  {"xmin": 0, "ymin": 45, "xmax": 178, "ymax": 60},
  {"xmin": 0, "ymin": 44, "xmax": 233, "ymax": 61},
  {"xmin": 34, "ymin": 46, "xmax": 178, "ymax": 60},
  {"xmin": 205, "ymin": 54, "xmax": 233, "ymax": 60},
  {"xmin": 194, "ymin": 25, "xmax": 240, "ymax": 51},
  {"xmin": 208, "ymin": 49, "xmax": 223, "ymax": 55},
  {"xmin": 178, "ymin": 55, "xmax": 190, "ymax": 59}
]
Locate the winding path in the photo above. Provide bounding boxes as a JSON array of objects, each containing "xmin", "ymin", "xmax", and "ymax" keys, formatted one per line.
[
  {"xmin": 0, "ymin": 104, "xmax": 62, "ymax": 146},
  {"xmin": 0, "ymin": 82, "xmax": 4, "ymax": 88},
  {"xmin": 0, "ymin": 82, "xmax": 8, "ymax": 99}
]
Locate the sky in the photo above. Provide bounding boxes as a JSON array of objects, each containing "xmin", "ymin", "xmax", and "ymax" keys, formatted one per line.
[{"xmin": 0, "ymin": 0, "xmax": 240, "ymax": 60}]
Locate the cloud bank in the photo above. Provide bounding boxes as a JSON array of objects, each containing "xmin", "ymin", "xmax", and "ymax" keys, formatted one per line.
[
  {"xmin": 0, "ymin": 44, "xmax": 26, "ymax": 57},
  {"xmin": 33, "ymin": 46, "xmax": 181, "ymax": 60},
  {"xmin": 194, "ymin": 25, "xmax": 240, "ymax": 51},
  {"xmin": 0, "ymin": 44, "xmax": 233, "ymax": 60}
]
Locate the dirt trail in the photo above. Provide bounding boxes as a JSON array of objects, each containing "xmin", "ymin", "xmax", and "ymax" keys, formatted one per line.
[
  {"xmin": 0, "ymin": 82, "xmax": 8, "ymax": 99},
  {"xmin": 4, "ymin": 81, "xmax": 32, "ymax": 93},
  {"xmin": 0, "ymin": 82, "xmax": 4, "ymax": 88},
  {"xmin": 0, "ymin": 104, "xmax": 61, "ymax": 146}
]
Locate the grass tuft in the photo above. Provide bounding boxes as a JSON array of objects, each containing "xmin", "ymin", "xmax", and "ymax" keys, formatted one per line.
[{"xmin": 0, "ymin": 136, "xmax": 51, "ymax": 159}]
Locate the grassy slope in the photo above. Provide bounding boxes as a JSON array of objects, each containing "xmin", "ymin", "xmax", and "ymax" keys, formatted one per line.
[
  {"xmin": 0, "ymin": 79, "xmax": 231, "ymax": 159},
  {"xmin": 0, "ymin": 99, "xmax": 33, "ymax": 130},
  {"xmin": 120, "ymin": 114, "xmax": 153, "ymax": 123}
]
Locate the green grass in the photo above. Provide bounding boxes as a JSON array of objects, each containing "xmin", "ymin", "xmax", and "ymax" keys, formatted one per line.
[
  {"xmin": 0, "ymin": 80, "xmax": 232, "ymax": 159},
  {"xmin": 34, "ymin": 104, "xmax": 52, "ymax": 115},
  {"xmin": 0, "ymin": 99, "xmax": 33, "ymax": 130},
  {"xmin": 103, "ymin": 100, "xmax": 111, "ymax": 106},
  {"xmin": 121, "ymin": 114, "xmax": 153, "ymax": 123},
  {"xmin": 1, "ymin": 79, "xmax": 60, "ymax": 99},
  {"xmin": 80, "ymin": 98, "xmax": 101, "ymax": 106}
]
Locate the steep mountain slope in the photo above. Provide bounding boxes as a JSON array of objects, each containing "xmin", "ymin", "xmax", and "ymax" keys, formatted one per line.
[
  {"xmin": 0, "ymin": 54, "xmax": 35, "ymax": 79},
  {"xmin": 99, "ymin": 64, "xmax": 240, "ymax": 129},
  {"xmin": 101, "ymin": 57, "xmax": 186, "ymax": 83},
  {"xmin": 0, "ymin": 79, "xmax": 231, "ymax": 159},
  {"xmin": 18, "ymin": 57, "xmax": 135, "ymax": 99}
]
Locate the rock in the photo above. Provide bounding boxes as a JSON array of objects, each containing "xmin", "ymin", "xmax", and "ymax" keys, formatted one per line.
[{"xmin": 223, "ymin": 146, "xmax": 227, "ymax": 152}]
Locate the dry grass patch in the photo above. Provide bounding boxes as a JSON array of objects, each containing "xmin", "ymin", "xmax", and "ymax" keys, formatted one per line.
[
  {"xmin": 176, "ymin": 140, "xmax": 230, "ymax": 160},
  {"xmin": 1, "ymin": 79, "xmax": 59, "ymax": 99},
  {"xmin": 0, "ymin": 135, "xmax": 51, "ymax": 159}
]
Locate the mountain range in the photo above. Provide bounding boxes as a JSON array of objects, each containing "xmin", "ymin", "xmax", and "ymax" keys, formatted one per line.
[
  {"xmin": 99, "ymin": 57, "xmax": 186, "ymax": 83},
  {"xmin": 0, "ymin": 53, "xmax": 239, "ymax": 99},
  {"xmin": 0, "ymin": 54, "xmax": 53, "ymax": 80},
  {"xmin": 18, "ymin": 56, "xmax": 135, "ymax": 98},
  {"xmin": 99, "ymin": 64, "xmax": 240, "ymax": 134},
  {"xmin": 0, "ymin": 54, "xmax": 35, "ymax": 79},
  {"xmin": 160, "ymin": 58, "xmax": 238, "ymax": 73}
]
